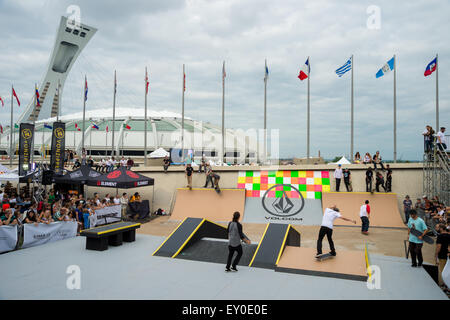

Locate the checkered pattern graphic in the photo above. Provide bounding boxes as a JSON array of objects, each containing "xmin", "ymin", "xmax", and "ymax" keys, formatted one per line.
[{"xmin": 237, "ymin": 171, "xmax": 331, "ymax": 199}]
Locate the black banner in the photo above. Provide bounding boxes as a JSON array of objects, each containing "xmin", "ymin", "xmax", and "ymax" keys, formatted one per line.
[
  {"xmin": 18, "ymin": 123, "xmax": 35, "ymax": 176},
  {"xmin": 50, "ymin": 122, "xmax": 66, "ymax": 174}
]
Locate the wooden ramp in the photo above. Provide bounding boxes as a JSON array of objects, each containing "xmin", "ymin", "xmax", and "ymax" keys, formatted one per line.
[
  {"xmin": 170, "ymin": 188, "xmax": 246, "ymax": 222},
  {"xmin": 275, "ymin": 246, "xmax": 368, "ymax": 282},
  {"xmin": 322, "ymin": 192, "xmax": 406, "ymax": 228}
]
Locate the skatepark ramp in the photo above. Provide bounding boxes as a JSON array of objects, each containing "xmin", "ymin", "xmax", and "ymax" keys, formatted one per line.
[
  {"xmin": 249, "ymin": 223, "xmax": 301, "ymax": 269},
  {"xmin": 152, "ymin": 217, "xmax": 228, "ymax": 258},
  {"xmin": 321, "ymin": 192, "xmax": 406, "ymax": 229},
  {"xmin": 170, "ymin": 188, "xmax": 246, "ymax": 222}
]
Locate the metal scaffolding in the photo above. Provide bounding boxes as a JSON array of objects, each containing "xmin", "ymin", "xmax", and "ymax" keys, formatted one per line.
[{"xmin": 423, "ymin": 141, "xmax": 450, "ymax": 205}]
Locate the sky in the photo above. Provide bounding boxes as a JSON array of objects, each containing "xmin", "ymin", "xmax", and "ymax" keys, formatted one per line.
[{"xmin": 0, "ymin": 0, "xmax": 448, "ymax": 160}]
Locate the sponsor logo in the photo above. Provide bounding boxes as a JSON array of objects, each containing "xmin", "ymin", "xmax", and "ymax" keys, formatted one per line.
[
  {"xmin": 261, "ymin": 184, "xmax": 304, "ymax": 221},
  {"xmin": 100, "ymin": 181, "xmax": 117, "ymax": 187},
  {"xmin": 126, "ymin": 171, "xmax": 139, "ymax": 179},
  {"xmin": 21, "ymin": 128, "xmax": 32, "ymax": 140},
  {"xmin": 54, "ymin": 127, "xmax": 65, "ymax": 139},
  {"xmin": 107, "ymin": 171, "xmax": 121, "ymax": 179}
]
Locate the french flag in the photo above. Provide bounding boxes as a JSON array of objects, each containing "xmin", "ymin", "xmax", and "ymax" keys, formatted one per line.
[
  {"xmin": 92, "ymin": 123, "xmax": 99, "ymax": 130},
  {"xmin": 298, "ymin": 58, "xmax": 310, "ymax": 81},
  {"xmin": 424, "ymin": 57, "xmax": 437, "ymax": 76}
]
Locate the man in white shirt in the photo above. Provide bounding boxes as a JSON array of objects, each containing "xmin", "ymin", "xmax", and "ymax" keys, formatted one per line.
[
  {"xmin": 334, "ymin": 164, "xmax": 343, "ymax": 192},
  {"xmin": 436, "ymin": 127, "xmax": 447, "ymax": 151},
  {"xmin": 317, "ymin": 205, "xmax": 356, "ymax": 257}
]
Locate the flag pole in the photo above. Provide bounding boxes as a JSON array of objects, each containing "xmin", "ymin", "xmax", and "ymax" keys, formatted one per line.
[
  {"xmin": 112, "ymin": 70, "xmax": 116, "ymax": 157},
  {"xmin": 264, "ymin": 59, "xmax": 267, "ymax": 165},
  {"xmin": 57, "ymin": 79, "xmax": 61, "ymax": 122},
  {"xmin": 307, "ymin": 56, "xmax": 310, "ymax": 163},
  {"xmin": 351, "ymin": 55, "xmax": 354, "ymax": 162},
  {"xmin": 105, "ymin": 120, "xmax": 108, "ymax": 156},
  {"xmin": 435, "ymin": 53, "xmax": 439, "ymax": 131},
  {"xmin": 222, "ymin": 61, "xmax": 225, "ymax": 165},
  {"xmin": 181, "ymin": 64, "xmax": 185, "ymax": 163},
  {"xmin": 10, "ymin": 85, "xmax": 13, "ymax": 167},
  {"xmin": 31, "ymin": 84, "xmax": 36, "ymax": 167},
  {"xmin": 82, "ymin": 76, "xmax": 87, "ymax": 154},
  {"xmin": 393, "ymin": 55, "xmax": 397, "ymax": 163},
  {"xmin": 144, "ymin": 67, "xmax": 148, "ymax": 166}
]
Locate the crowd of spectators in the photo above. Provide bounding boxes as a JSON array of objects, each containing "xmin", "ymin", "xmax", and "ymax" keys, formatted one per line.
[{"xmin": 63, "ymin": 149, "xmax": 135, "ymax": 172}]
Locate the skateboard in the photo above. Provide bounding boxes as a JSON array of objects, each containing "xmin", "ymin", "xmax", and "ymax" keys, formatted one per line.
[
  {"xmin": 315, "ymin": 253, "xmax": 335, "ymax": 261},
  {"xmin": 215, "ymin": 187, "xmax": 221, "ymax": 194},
  {"xmin": 409, "ymin": 228, "xmax": 434, "ymax": 244}
]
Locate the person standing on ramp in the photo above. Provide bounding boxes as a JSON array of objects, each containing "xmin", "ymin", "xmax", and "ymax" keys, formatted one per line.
[
  {"xmin": 185, "ymin": 163, "xmax": 193, "ymax": 190},
  {"xmin": 226, "ymin": 211, "xmax": 251, "ymax": 272},
  {"xmin": 360, "ymin": 200, "xmax": 371, "ymax": 235},
  {"xmin": 316, "ymin": 205, "xmax": 356, "ymax": 257}
]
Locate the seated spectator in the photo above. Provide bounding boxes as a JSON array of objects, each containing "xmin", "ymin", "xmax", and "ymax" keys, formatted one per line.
[
  {"xmin": 130, "ymin": 192, "xmax": 141, "ymax": 203},
  {"xmin": 353, "ymin": 152, "xmax": 361, "ymax": 164},
  {"xmin": 39, "ymin": 209, "xmax": 54, "ymax": 224},
  {"xmin": 120, "ymin": 156, "xmax": 127, "ymax": 167},
  {"xmin": 113, "ymin": 194, "xmax": 121, "ymax": 205},
  {"xmin": 88, "ymin": 156, "xmax": 94, "ymax": 167},
  {"xmin": 372, "ymin": 151, "xmax": 385, "ymax": 170},
  {"xmin": 363, "ymin": 152, "xmax": 372, "ymax": 165},
  {"xmin": 23, "ymin": 209, "xmax": 39, "ymax": 225},
  {"xmin": 0, "ymin": 209, "xmax": 18, "ymax": 225},
  {"xmin": 127, "ymin": 157, "xmax": 134, "ymax": 169}
]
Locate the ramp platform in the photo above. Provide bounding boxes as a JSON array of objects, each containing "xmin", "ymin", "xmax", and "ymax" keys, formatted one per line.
[
  {"xmin": 170, "ymin": 188, "xmax": 246, "ymax": 222},
  {"xmin": 322, "ymin": 192, "xmax": 406, "ymax": 228},
  {"xmin": 275, "ymin": 246, "xmax": 368, "ymax": 282},
  {"xmin": 80, "ymin": 221, "xmax": 141, "ymax": 251},
  {"xmin": 152, "ymin": 217, "xmax": 228, "ymax": 258},
  {"xmin": 249, "ymin": 223, "xmax": 301, "ymax": 269}
]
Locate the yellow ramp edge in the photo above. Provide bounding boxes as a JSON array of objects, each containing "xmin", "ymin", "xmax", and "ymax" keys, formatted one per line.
[
  {"xmin": 248, "ymin": 223, "xmax": 270, "ymax": 267},
  {"xmin": 172, "ymin": 219, "xmax": 206, "ymax": 258},
  {"xmin": 152, "ymin": 217, "xmax": 188, "ymax": 256}
]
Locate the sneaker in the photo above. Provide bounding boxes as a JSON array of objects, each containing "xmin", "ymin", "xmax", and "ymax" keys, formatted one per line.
[
  {"xmin": 225, "ymin": 268, "xmax": 231, "ymax": 272},
  {"xmin": 330, "ymin": 252, "xmax": 336, "ymax": 256},
  {"xmin": 231, "ymin": 267, "xmax": 238, "ymax": 272},
  {"xmin": 411, "ymin": 264, "xmax": 417, "ymax": 267}
]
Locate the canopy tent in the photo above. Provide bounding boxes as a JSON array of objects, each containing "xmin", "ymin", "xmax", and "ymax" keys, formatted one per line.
[
  {"xmin": 52, "ymin": 165, "xmax": 103, "ymax": 184},
  {"xmin": 148, "ymin": 147, "xmax": 169, "ymax": 158},
  {"xmin": 328, "ymin": 156, "xmax": 351, "ymax": 165},
  {"xmin": 87, "ymin": 166, "xmax": 154, "ymax": 189},
  {"xmin": 0, "ymin": 171, "xmax": 19, "ymax": 182}
]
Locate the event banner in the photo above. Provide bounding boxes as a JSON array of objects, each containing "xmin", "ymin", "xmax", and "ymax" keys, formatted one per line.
[
  {"xmin": 92, "ymin": 204, "xmax": 122, "ymax": 227},
  {"xmin": 50, "ymin": 121, "xmax": 66, "ymax": 174},
  {"xmin": 22, "ymin": 221, "xmax": 77, "ymax": 249},
  {"xmin": 18, "ymin": 123, "xmax": 35, "ymax": 176},
  {"xmin": 0, "ymin": 225, "xmax": 18, "ymax": 253}
]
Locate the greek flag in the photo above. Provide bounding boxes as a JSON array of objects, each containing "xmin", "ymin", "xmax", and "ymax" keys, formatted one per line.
[{"xmin": 336, "ymin": 57, "xmax": 352, "ymax": 77}]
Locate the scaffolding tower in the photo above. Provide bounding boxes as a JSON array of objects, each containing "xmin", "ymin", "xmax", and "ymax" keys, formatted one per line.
[{"xmin": 423, "ymin": 141, "xmax": 450, "ymax": 205}]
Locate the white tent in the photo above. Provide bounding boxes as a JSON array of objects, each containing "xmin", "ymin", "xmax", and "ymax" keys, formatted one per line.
[
  {"xmin": 148, "ymin": 148, "xmax": 170, "ymax": 158},
  {"xmin": 0, "ymin": 170, "xmax": 19, "ymax": 181},
  {"xmin": 328, "ymin": 156, "xmax": 351, "ymax": 165}
]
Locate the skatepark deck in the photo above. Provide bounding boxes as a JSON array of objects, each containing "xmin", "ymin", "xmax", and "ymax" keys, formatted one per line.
[
  {"xmin": 275, "ymin": 246, "xmax": 368, "ymax": 281},
  {"xmin": 321, "ymin": 192, "xmax": 406, "ymax": 228},
  {"xmin": 170, "ymin": 188, "xmax": 245, "ymax": 222}
]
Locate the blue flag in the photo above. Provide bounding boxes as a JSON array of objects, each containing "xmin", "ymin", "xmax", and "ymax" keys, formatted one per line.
[
  {"xmin": 336, "ymin": 57, "xmax": 352, "ymax": 77},
  {"xmin": 376, "ymin": 57, "xmax": 395, "ymax": 78}
]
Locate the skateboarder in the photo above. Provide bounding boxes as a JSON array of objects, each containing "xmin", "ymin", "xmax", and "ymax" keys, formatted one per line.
[
  {"xmin": 334, "ymin": 164, "xmax": 343, "ymax": 192},
  {"xmin": 385, "ymin": 164, "xmax": 392, "ymax": 192},
  {"xmin": 210, "ymin": 170, "xmax": 221, "ymax": 192},
  {"xmin": 343, "ymin": 168, "xmax": 352, "ymax": 192},
  {"xmin": 375, "ymin": 171, "xmax": 386, "ymax": 192},
  {"xmin": 316, "ymin": 205, "xmax": 356, "ymax": 257},
  {"xmin": 203, "ymin": 163, "xmax": 213, "ymax": 188},
  {"xmin": 365, "ymin": 167, "xmax": 373, "ymax": 192},
  {"xmin": 185, "ymin": 163, "xmax": 194, "ymax": 190},
  {"xmin": 360, "ymin": 200, "xmax": 371, "ymax": 235},
  {"xmin": 407, "ymin": 210, "xmax": 428, "ymax": 267},
  {"xmin": 226, "ymin": 211, "xmax": 251, "ymax": 272}
]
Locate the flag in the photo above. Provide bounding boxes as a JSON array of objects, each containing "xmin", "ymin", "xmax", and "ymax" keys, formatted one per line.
[
  {"xmin": 424, "ymin": 57, "xmax": 437, "ymax": 76},
  {"xmin": 14, "ymin": 123, "xmax": 19, "ymax": 129},
  {"xmin": 0, "ymin": 125, "xmax": 3, "ymax": 134},
  {"xmin": 12, "ymin": 87, "xmax": 20, "ymax": 106},
  {"xmin": 35, "ymin": 85, "xmax": 41, "ymax": 106},
  {"xmin": 0, "ymin": 96, "xmax": 3, "ymax": 107},
  {"xmin": 335, "ymin": 57, "xmax": 352, "ymax": 77},
  {"xmin": 75, "ymin": 123, "xmax": 81, "ymax": 131},
  {"xmin": 92, "ymin": 123, "xmax": 99, "ymax": 130},
  {"xmin": 222, "ymin": 62, "xmax": 226, "ymax": 82},
  {"xmin": 183, "ymin": 72, "xmax": 186, "ymax": 92},
  {"xmin": 123, "ymin": 123, "xmax": 131, "ymax": 130},
  {"xmin": 106, "ymin": 125, "xmax": 109, "ymax": 133},
  {"xmin": 298, "ymin": 58, "xmax": 310, "ymax": 81},
  {"xmin": 264, "ymin": 60, "xmax": 269, "ymax": 82},
  {"xmin": 44, "ymin": 123, "xmax": 52, "ymax": 129},
  {"xmin": 145, "ymin": 69, "xmax": 149, "ymax": 94},
  {"xmin": 114, "ymin": 73, "xmax": 117, "ymax": 94},
  {"xmin": 376, "ymin": 57, "xmax": 395, "ymax": 78},
  {"xmin": 84, "ymin": 78, "xmax": 88, "ymax": 101}
]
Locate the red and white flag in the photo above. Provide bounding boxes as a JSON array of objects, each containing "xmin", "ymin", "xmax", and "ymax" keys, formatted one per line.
[
  {"xmin": 106, "ymin": 125, "xmax": 109, "ymax": 133},
  {"xmin": 298, "ymin": 58, "xmax": 310, "ymax": 81},
  {"xmin": 12, "ymin": 87, "xmax": 20, "ymax": 106},
  {"xmin": 0, "ymin": 96, "xmax": 4, "ymax": 107},
  {"xmin": 145, "ymin": 69, "xmax": 149, "ymax": 95},
  {"xmin": 0, "ymin": 125, "xmax": 3, "ymax": 134},
  {"xmin": 75, "ymin": 123, "xmax": 81, "ymax": 131}
]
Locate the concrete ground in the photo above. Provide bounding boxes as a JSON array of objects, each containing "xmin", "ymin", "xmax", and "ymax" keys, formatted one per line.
[
  {"xmin": 138, "ymin": 216, "xmax": 437, "ymax": 264},
  {"xmin": 0, "ymin": 233, "xmax": 447, "ymax": 300}
]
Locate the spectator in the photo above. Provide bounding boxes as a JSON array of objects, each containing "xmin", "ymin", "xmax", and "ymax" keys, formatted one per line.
[
  {"xmin": 23, "ymin": 209, "xmax": 39, "ymax": 225},
  {"xmin": 403, "ymin": 195, "xmax": 413, "ymax": 224},
  {"xmin": 343, "ymin": 168, "xmax": 352, "ymax": 192},
  {"xmin": 82, "ymin": 208, "xmax": 90, "ymax": 229},
  {"xmin": 414, "ymin": 198, "xmax": 424, "ymax": 210},
  {"xmin": 363, "ymin": 152, "xmax": 372, "ymax": 165},
  {"xmin": 87, "ymin": 156, "xmax": 94, "ymax": 167},
  {"xmin": 334, "ymin": 164, "xmax": 343, "ymax": 192},
  {"xmin": 365, "ymin": 167, "xmax": 373, "ymax": 192},
  {"xmin": 353, "ymin": 152, "xmax": 361, "ymax": 164},
  {"xmin": 130, "ymin": 192, "xmax": 141, "ymax": 203},
  {"xmin": 0, "ymin": 209, "xmax": 17, "ymax": 225},
  {"xmin": 39, "ymin": 209, "xmax": 53, "ymax": 224},
  {"xmin": 126, "ymin": 157, "xmax": 134, "ymax": 169},
  {"xmin": 436, "ymin": 127, "xmax": 447, "ymax": 151},
  {"xmin": 120, "ymin": 156, "xmax": 127, "ymax": 167},
  {"xmin": 198, "ymin": 155, "xmax": 206, "ymax": 173},
  {"xmin": 163, "ymin": 156, "xmax": 170, "ymax": 173},
  {"xmin": 435, "ymin": 223, "xmax": 450, "ymax": 290},
  {"xmin": 113, "ymin": 194, "xmax": 121, "ymax": 205},
  {"xmin": 385, "ymin": 164, "xmax": 393, "ymax": 192},
  {"xmin": 375, "ymin": 171, "xmax": 387, "ymax": 192},
  {"xmin": 372, "ymin": 151, "xmax": 385, "ymax": 171},
  {"xmin": 407, "ymin": 210, "xmax": 428, "ymax": 267},
  {"xmin": 185, "ymin": 163, "xmax": 194, "ymax": 190},
  {"xmin": 120, "ymin": 193, "xmax": 128, "ymax": 218},
  {"xmin": 422, "ymin": 125, "xmax": 435, "ymax": 153}
]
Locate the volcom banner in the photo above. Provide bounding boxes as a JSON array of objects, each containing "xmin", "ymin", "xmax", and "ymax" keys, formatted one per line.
[
  {"xmin": 50, "ymin": 122, "xmax": 65, "ymax": 174},
  {"xmin": 91, "ymin": 204, "xmax": 121, "ymax": 227},
  {"xmin": 0, "ymin": 225, "xmax": 18, "ymax": 253},
  {"xmin": 18, "ymin": 123, "xmax": 35, "ymax": 176},
  {"xmin": 22, "ymin": 221, "xmax": 77, "ymax": 249}
]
